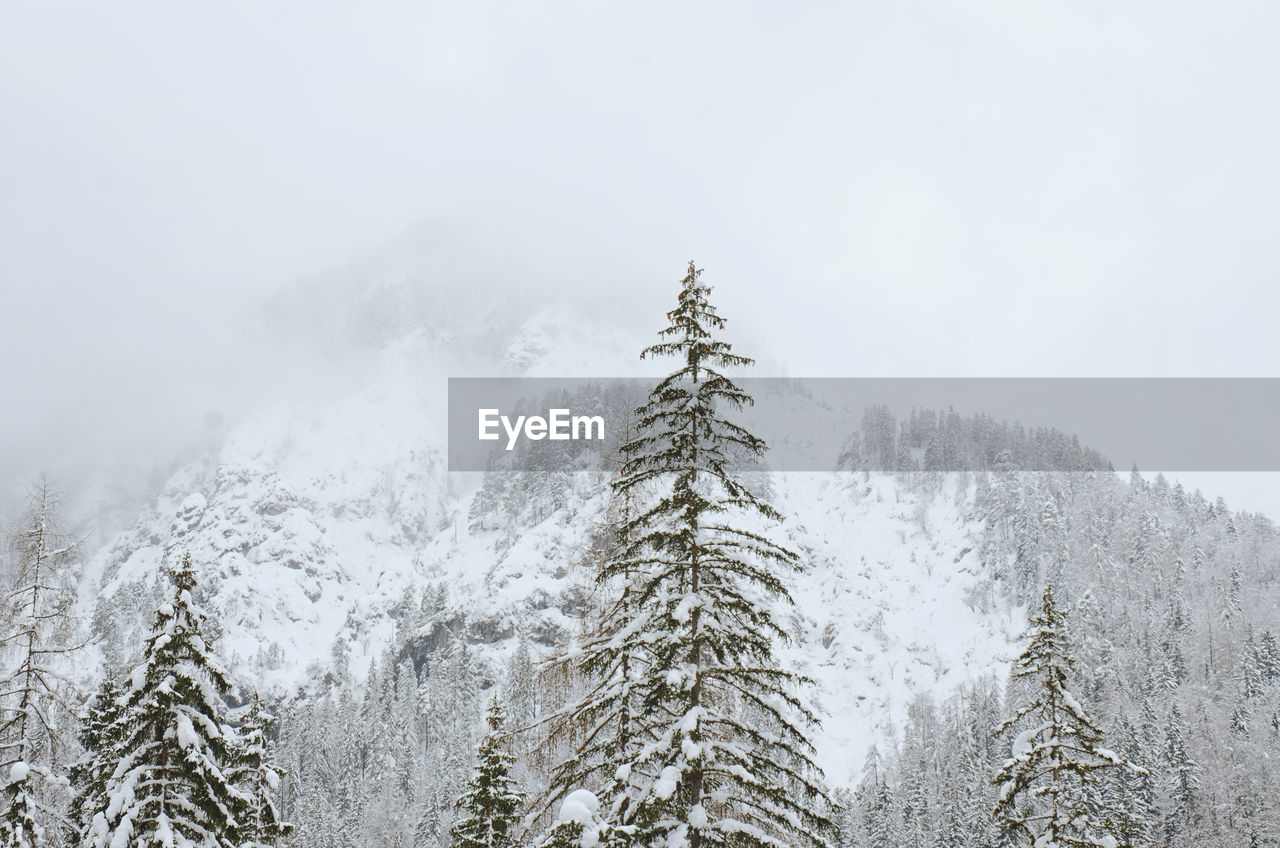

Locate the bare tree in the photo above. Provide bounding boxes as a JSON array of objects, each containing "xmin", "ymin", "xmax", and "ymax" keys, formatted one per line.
[{"xmin": 0, "ymin": 478, "xmax": 84, "ymax": 846}]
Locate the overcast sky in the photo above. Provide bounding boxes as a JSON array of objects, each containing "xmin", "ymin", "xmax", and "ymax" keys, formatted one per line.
[{"xmin": 2, "ymin": 2, "xmax": 1278, "ymax": 511}]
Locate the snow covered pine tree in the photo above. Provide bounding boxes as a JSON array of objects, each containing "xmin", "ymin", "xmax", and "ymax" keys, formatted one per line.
[
  {"xmin": 994, "ymin": 584, "xmax": 1144, "ymax": 848},
  {"xmin": 451, "ymin": 696, "xmax": 524, "ymax": 848},
  {"xmin": 90, "ymin": 554, "xmax": 251, "ymax": 848},
  {"xmin": 68, "ymin": 675, "xmax": 130, "ymax": 843},
  {"xmin": 227, "ymin": 697, "xmax": 290, "ymax": 848},
  {"xmin": 543, "ymin": 262, "xmax": 833, "ymax": 848}
]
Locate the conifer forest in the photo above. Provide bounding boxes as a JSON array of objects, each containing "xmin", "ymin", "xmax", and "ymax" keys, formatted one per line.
[
  {"xmin": 3, "ymin": 265, "xmax": 1279, "ymax": 848},
  {"xmin": 4, "ymin": 5, "xmax": 1278, "ymax": 847}
]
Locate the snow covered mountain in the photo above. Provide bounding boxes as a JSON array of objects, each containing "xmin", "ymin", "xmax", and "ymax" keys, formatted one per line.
[{"xmin": 78, "ymin": 265, "xmax": 1025, "ymax": 789}]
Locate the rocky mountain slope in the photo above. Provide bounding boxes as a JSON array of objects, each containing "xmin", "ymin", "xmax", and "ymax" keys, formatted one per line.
[{"xmin": 79, "ymin": 280, "xmax": 1024, "ymax": 787}]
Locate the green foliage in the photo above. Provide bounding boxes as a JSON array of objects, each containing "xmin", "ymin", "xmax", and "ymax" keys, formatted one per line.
[
  {"xmin": 451, "ymin": 697, "xmax": 524, "ymax": 848},
  {"xmin": 993, "ymin": 585, "xmax": 1140, "ymax": 848},
  {"xmin": 230, "ymin": 698, "xmax": 292, "ymax": 848},
  {"xmin": 90, "ymin": 554, "xmax": 251, "ymax": 848},
  {"xmin": 68, "ymin": 675, "xmax": 131, "ymax": 842},
  {"xmin": 548, "ymin": 262, "xmax": 834, "ymax": 848}
]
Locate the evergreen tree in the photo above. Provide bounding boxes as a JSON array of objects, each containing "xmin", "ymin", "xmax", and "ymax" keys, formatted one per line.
[
  {"xmin": 504, "ymin": 643, "xmax": 536, "ymax": 734},
  {"xmin": 1161, "ymin": 704, "xmax": 1198, "ymax": 844},
  {"xmin": 861, "ymin": 777, "xmax": 898, "ymax": 848},
  {"xmin": 574, "ymin": 263, "xmax": 832, "ymax": 848},
  {"xmin": 1257, "ymin": 630, "xmax": 1280, "ymax": 682},
  {"xmin": 451, "ymin": 697, "xmax": 523, "ymax": 848},
  {"xmin": 229, "ymin": 697, "xmax": 291, "ymax": 847},
  {"xmin": 993, "ymin": 585, "xmax": 1139, "ymax": 848},
  {"xmin": 1096, "ymin": 718, "xmax": 1155, "ymax": 848},
  {"xmin": 68, "ymin": 675, "xmax": 131, "ymax": 842},
  {"xmin": 90, "ymin": 553, "xmax": 250, "ymax": 848}
]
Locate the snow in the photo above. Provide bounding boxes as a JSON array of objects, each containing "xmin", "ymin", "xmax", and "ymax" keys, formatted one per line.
[
  {"xmin": 767, "ymin": 473, "xmax": 1020, "ymax": 783},
  {"xmin": 557, "ymin": 789, "xmax": 598, "ymax": 822},
  {"xmin": 1095, "ymin": 747, "xmax": 1122, "ymax": 765},
  {"xmin": 1012, "ymin": 725, "xmax": 1042, "ymax": 759},
  {"xmin": 654, "ymin": 765, "xmax": 681, "ymax": 800},
  {"xmin": 557, "ymin": 789, "xmax": 603, "ymax": 848},
  {"xmin": 87, "ymin": 459, "xmax": 1020, "ymax": 788},
  {"xmin": 1061, "ymin": 689, "xmax": 1089, "ymax": 720},
  {"xmin": 175, "ymin": 713, "xmax": 199, "ymax": 751},
  {"xmin": 76, "ymin": 312, "xmax": 1022, "ymax": 788},
  {"xmin": 9, "ymin": 761, "xmax": 28, "ymax": 782},
  {"xmin": 672, "ymin": 592, "xmax": 700, "ymax": 623}
]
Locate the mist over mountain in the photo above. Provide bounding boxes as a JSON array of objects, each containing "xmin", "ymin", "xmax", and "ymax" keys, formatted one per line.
[
  {"xmin": 10, "ymin": 255, "xmax": 1265, "ymax": 847},
  {"xmin": 4, "ymin": 4, "xmax": 1280, "ymax": 845}
]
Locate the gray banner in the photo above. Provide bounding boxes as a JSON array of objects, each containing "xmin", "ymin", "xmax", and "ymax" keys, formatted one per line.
[{"xmin": 447, "ymin": 378, "xmax": 1280, "ymax": 472}]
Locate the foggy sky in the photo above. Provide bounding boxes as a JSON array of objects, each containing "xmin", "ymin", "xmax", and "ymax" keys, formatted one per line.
[{"xmin": 2, "ymin": 2, "xmax": 1279, "ymax": 514}]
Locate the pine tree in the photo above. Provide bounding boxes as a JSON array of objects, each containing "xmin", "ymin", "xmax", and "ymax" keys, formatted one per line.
[
  {"xmin": 0, "ymin": 480, "xmax": 83, "ymax": 848},
  {"xmin": 68, "ymin": 675, "xmax": 131, "ymax": 842},
  {"xmin": 993, "ymin": 584, "xmax": 1140, "ymax": 848},
  {"xmin": 90, "ymin": 553, "xmax": 250, "ymax": 848},
  {"xmin": 503, "ymin": 643, "xmax": 536, "ymax": 734},
  {"xmin": 1257, "ymin": 630, "xmax": 1280, "ymax": 682},
  {"xmin": 1096, "ymin": 719, "xmax": 1155, "ymax": 848},
  {"xmin": 861, "ymin": 777, "xmax": 898, "ymax": 848},
  {"xmin": 450, "ymin": 697, "xmax": 523, "ymax": 848},
  {"xmin": 229, "ymin": 697, "xmax": 291, "ymax": 847},
  {"xmin": 1161, "ymin": 704, "xmax": 1198, "ymax": 844},
  {"xmin": 575, "ymin": 263, "xmax": 833, "ymax": 848}
]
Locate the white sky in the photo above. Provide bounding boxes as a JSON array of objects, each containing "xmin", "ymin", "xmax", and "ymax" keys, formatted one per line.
[{"xmin": 2, "ymin": 2, "xmax": 1278, "ymax": 511}]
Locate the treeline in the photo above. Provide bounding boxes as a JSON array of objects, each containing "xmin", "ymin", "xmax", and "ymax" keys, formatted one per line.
[
  {"xmin": 843, "ymin": 404, "xmax": 1112, "ymax": 473},
  {"xmin": 7, "ymin": 263, "xmax": 1280, "ymax": 848},
  {"xmin": 0, "ymin": 482, "xmax": 287, "ymax": 847},
  {"xmin": 839, "ymin": 467, "xmax": 1280, "ymax": 847},
  {"xmin": 271, "ymin": 588, "xmax": 545, "ymax": 848}
]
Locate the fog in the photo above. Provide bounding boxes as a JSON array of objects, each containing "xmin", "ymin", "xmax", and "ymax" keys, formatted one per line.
[{"xmin": 3, "ymin": 2, "xmax": 1279, "ymax": 520}]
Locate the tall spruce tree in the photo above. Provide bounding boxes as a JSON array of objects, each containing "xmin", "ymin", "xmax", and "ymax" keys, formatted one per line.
[
  {"xmin": 993, "ymin": 584, "xmax": 1140, "ymax": 848},
  {"xmin": 1161, "ymin": 704, "xmax": 1198, "ymax": 844},
  {"xmin": 451, "ymin": 696, "xmax": 523, "ymax": 848},
  {"xmin": 564, "ymin": 262, "xmax": 832, "ymax": 848},
  {"xmin": 90, "ymin": 553, "xmax": 249, "ymax": 848}
]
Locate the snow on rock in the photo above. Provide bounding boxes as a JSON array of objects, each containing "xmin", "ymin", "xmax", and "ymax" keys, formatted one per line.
[
  {"xmin": 768, "ymin": 472, "xmax": 1019, "ymax": 785},
  {"xmin": 86, "ymin": 451, "xmax": 1018, "ymax": 788},
  {"xmin": 85, "ymin": 368, "xmax": 453, "ymax": 692},
  {"xmin": 77, "ymin": 312, "xmax": 1020, "ymax": 787}
]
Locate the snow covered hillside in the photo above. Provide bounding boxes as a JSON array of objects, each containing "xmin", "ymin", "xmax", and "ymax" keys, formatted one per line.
[{"xmin": 79, "ymin": 283, "xmax": 1023, "ymax": 787}]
